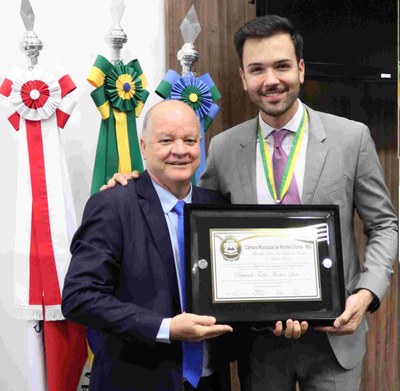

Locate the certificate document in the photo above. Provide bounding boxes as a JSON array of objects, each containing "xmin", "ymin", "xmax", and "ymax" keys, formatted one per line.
[{"xmin": 210, "ymin": 226, "xmax": 323, "ymax": 303}]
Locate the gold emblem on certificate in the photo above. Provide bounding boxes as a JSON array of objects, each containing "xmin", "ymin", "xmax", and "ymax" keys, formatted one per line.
[{"xmin": 220, "ymin": 236, "xmax": 242, "ymax": 261}]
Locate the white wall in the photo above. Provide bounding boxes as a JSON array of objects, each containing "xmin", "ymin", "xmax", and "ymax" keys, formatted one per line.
[{"xmin": 0, "ymin": 1, "xmax": 165, "ymax": 389}]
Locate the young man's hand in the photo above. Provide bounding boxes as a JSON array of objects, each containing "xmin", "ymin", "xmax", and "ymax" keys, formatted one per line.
[{"xmin": 99, "ymin": 171, "xmax": 140, "ymax": 191}]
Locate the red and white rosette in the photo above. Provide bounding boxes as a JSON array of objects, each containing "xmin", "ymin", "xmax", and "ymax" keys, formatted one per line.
[
  {"xmin": 10, "ymin": 71, "xmax": 61, "ymax": 121},
  {"xmin": 0, "ymin": 67, "xmax": 77, "ymax": 321}
]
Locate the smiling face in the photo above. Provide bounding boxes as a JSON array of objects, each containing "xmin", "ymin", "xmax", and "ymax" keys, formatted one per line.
[
  {"xmin": 140, "ymin": 100, "xmax": 201, "ymax": 199},
  {"xmin": 240, "ymin": 33, "xmax": 305, "ymax": 129}
]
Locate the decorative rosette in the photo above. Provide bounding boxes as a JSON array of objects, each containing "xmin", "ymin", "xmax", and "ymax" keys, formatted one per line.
[
  {"xmin": 10, "ymin": 70, "xmax": 61, "ymax": 121},
  {"xmin": 156, "ymin": 70, "xmax": 221, "ymax": 132},
  {"xmin": 170, "ymin": 74, "xmax": 212, "ymax": 117},
  {"xmin": 105, "ymin": 64, "xmax": 147, "ymax": 113},
  {"xmin": 88, "ymin": 55, "xmax": 149, "ymax": 118}
]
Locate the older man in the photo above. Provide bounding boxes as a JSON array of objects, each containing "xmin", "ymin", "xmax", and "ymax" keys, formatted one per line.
[{"xmin": 62, "ymin": 100, "xmax": 233, "ymax": 391}]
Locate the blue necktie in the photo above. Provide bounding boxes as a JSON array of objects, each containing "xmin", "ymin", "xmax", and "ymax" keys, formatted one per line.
[{"xmin": 173, "ymin": 200, "xmax": 203, "ymax": 388}]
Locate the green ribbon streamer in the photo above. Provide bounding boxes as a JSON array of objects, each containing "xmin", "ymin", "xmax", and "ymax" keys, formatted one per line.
[{"xmin": 90, "ymin": 112, "xmax": 117, "ymax": 195}]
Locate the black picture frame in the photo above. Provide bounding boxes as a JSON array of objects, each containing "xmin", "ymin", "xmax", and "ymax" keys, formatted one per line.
[{"xmin": 184, "ymin": 204, "xmax": 345, "ymax": 326}]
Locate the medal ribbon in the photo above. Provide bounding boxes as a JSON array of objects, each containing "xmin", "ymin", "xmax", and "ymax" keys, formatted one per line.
[{"xmin": 258, "ymin": 107, "xmax": 308, "ymax": 202}]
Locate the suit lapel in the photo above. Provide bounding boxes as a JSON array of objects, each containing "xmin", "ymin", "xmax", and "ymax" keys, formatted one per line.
[
  {"xmin": 302, "ymin": 106, "xmax": 328, "ymax": 204},
  {"xmin": 192, "ymin": 187, "xmax": 204, "ymax": 204},
  {"xmin": 235, "ymin": 117, "xmax": 258, "ymax": 204},
  {"xmin": 136, "ymin": 171, "xmax": 180, "ymax": 309},
  {"xmin": 192, "ymin": 186, "xmax": 222, "ymax": 204}
]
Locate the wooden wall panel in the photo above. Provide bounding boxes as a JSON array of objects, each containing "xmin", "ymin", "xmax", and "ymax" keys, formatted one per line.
[{"xmin": 165, "ymin": 2, "xmax": 398, "ymax": 390}]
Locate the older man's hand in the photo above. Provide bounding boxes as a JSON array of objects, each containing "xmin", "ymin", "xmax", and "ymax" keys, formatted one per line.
[{"xmin": 170, "ymin": 313, "xmax": 233, "ymax": 342}]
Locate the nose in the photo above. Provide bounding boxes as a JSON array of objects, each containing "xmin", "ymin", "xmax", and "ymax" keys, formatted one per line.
[
  {"xmin": 262, "ymin": 68, "xmax": 279, "ymax": 87},
  {"xmin": 171, "ymin": 139, "xmax": 187, "ymax": 156}
]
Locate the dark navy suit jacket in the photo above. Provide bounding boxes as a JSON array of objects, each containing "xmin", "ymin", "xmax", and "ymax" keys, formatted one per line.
[{"xmin": 61, "ymin": 171, "xmax": 230, "ymax": 391}]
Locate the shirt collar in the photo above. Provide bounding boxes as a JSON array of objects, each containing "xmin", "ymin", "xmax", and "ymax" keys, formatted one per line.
[
  {"xmin": 258, "ymin": 99, "xmax": 304, "ymax": 139},
  {"xmin": 152, "ymin": 179, "xmax": 192, "ymax": 214}
]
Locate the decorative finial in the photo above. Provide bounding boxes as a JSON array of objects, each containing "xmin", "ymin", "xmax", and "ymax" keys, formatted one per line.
[
  {"xmin": 105, "ymin": 0, "xmax": 128, "ymax": 65},
  {"xmin": 20, "ymin": 0, "xmax": 43, "ymax": 70},
  {"xmin": 177, "ymin": 5, "xmax": 201, "ymax": 76}
]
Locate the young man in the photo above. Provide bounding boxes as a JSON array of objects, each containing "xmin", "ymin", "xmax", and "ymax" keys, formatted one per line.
[
  {"xmin": 198, "ymin": 15, "xmax": 398, "ymax": 390},
  {"xmin": 62, "ymin": 100, "xmax": 233, "ymax": 391}
]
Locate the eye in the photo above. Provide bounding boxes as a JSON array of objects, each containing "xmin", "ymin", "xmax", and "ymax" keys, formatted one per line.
[
  {"xmin": 185, "ymin": 138, "xmax": 198, "ymax": 145},
  {"xmin": 248, "ymin": 66, "xmax": 263, "ymax": 74},
  {"xmin": 276, "ymin": 62, "xmax": 291, "ymax": 71},
  {"xmin": 158, "ymin": 138, "xmax": 172, "ymax": 145}
]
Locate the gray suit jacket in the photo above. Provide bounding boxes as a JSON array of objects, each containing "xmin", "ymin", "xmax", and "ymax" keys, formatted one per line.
[{"xmin": 199, "ymin": 105, "xmax": 398, "ymax": 369}]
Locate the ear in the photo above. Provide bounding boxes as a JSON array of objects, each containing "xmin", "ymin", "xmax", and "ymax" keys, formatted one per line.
[
  {"xmin": 298, "ymin": 59, "xmax": 305, "ymax": 85},
  {"xmin": 139, "ymin": 137, "xmax": 147, "ymax": 160},
  {"xmin": 239, "ymin": 67, "xmax": 248, "ymax": 92}
]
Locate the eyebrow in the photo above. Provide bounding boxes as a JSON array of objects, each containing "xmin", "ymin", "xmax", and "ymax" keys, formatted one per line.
[
  {"xmin": 157, "ymin": 132, "xmax": 172, "ymax": 137},
  {"xmin": 156, "ymin": 132, "xmax": 200, "ymax": 139},
  {"xmin": 246, "ymin": 58, "xmax": 293, "ymax": 68}
]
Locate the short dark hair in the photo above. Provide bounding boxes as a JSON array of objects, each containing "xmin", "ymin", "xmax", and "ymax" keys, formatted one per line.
[{"xmin": 234, "ymin": 15, "xmax": 304, "ymax": 65}]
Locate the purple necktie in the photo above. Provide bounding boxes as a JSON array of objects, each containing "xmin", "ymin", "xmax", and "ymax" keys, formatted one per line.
[
  {"xmin": 272, "ymin": 130, "xmax": 301, "ymax": 204},
  {"xmin": 173, "ymin": 200, "xmax": 203, "ymax": 388}
]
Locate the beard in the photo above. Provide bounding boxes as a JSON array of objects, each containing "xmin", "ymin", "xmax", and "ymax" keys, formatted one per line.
[{"xmin": 257, "ymin": 85, "xmax": 300, "ymax": 118}]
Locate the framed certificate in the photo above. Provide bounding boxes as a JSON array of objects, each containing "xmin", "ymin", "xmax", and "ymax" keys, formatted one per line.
[{"xmin": 184, "ymin": 204, "xmax": 345, "ymax": 326}]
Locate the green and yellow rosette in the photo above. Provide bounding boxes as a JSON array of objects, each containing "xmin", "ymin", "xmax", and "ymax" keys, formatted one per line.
[{"xmin": 88, "ymin": 54, "xmax": 149, "ymax": 195}]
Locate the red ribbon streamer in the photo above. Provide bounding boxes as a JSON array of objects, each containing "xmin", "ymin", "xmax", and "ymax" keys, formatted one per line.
[{"xmin": 25, "ymin": 119, "xmax": 61, "ymax": 307}]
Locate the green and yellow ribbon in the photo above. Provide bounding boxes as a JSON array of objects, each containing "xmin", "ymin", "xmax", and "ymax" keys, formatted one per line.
[
  {"xmin": 258, "ymin": 107, "xmax": 308, "ymax": 202},
  {"xmin": 88, "ymin": 55, "xmax": 149, "ymax": 195}
]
